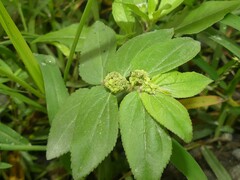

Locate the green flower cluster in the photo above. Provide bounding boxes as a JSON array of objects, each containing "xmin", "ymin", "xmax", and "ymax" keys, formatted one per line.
[
  {"xmin": 103, "ymin": 72, "xmax": 130, "ymax": 93},
  {"xmin": 104, "ymin": 70, "xmax": 163, "ymax": 95}
]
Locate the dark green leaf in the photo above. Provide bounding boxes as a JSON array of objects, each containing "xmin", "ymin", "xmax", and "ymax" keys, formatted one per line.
[
  {"xmin": 71, "ymin": 86, "xmax": 118, "ymax": 179},
  {"xmin": 120, "ymin": 92, "xmax": 172, "ymax": 179},
  {"xmin": 0, "ymin": 123, "xmax": 29, "ymax": 145},
  {"xmin": 151, "ymin": 71, "xmax": 212, "ymax": 98},
  {"xmin": 174, "ymin": 1, "xmax": 240, "ymax": 35},
  {"xmin": 171, "ymin": 139, "xmax": 207, "ymax": 180},
  {"xmin": 108, "ymin": 29, "xmax": 174, "ymax": 76},
  {"xmin": 79, "ymin": 21, "xmax": 116, "ymax": 85},
  {"xmin": 36, "ymin": 54, "xmax": 69, "ymax": 123},
  {"xmin": 201, "ymin": 146, "xmax": 231, "ymax": 180},
  {"xmin": 140, "ymin": 92, "xmax": 192, "ymax": 142},
  {"xmin": 46, "ymin": 88, "xmax": 89, "ymax": 160},
  {"xmin": 131, "ymin": 38, "xmax": 200, "ymax": 76}
]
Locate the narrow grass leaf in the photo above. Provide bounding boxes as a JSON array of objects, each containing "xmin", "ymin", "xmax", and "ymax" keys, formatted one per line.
[
  {"xmin": 32, "ymin": 24, "xmax": 89, "ymax": 52},
  {"xmin": 79, "ymin": 21, "xmax": 116, "ymax": 85},
  {"xmin": 221, "ymin": 14, "xmax": 240, "ymax": 32},
  {"xmin": 71, "ymin": 86, "xmax": 118, "ymax": 179},
  {"xmin": 46, "ymin": 88, "xmax": 89, "ymax": 160},
  {"xmin": 174, "ymin": 1, "xmax": 240, "ymax": 35},
  {"xmin": 0, "ymin": 162, "xmax": 12, "ymax": 169},
  {"xmin": 201, "ymin": 146, "xmax": 232, "ymax": 180},
  {"xmin": 131, "ymin": 37, "xmax": 200, "ymax": 76},
  {"xmin": 151, "ymin": 71, "xmax": 212, "ymax": 98},
  {"xmin": 171, "ymin": 139, "xmax": 207, "ymax": 180},
  {"xmin": 120, "ymin": 92, "xmax": 172, "ymax": 180},
  {"xmin": 108, "ymin": 29, "xmax": 174, "ymax": 77},
  {"xmin": 140, "ymin": 93, "xmax": 192, "ymax": 142},
  {"xmin": 35, "ymin": 54, "xmax": 69, "ymax": 123},
  {"xmin": 179, "ymin": 96, "xmax": 224, "ymax": 109},
  {"xmin": 0, "ymin": 123, "xmax": 29, "ymax": 145},
  {"xmin": 0, "ymin": 1, "xmax": 44, "ymax": 92}
]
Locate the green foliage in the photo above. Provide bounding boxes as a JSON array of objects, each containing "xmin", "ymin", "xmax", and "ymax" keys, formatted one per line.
[{"xmin": 1, "ymin": 0, "xmax": 240, "ymax": 179}]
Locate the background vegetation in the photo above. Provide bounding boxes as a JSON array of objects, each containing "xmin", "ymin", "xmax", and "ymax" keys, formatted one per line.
[{"xmin": 0, "ymin": 0, "xmax": 240, "ymax": 179}]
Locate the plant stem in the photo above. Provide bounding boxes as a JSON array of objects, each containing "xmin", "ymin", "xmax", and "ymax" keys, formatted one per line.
[
  {"xmin": 63, "ymin": 0, "xmax": 94, "ymax": 81},
  {"xmin": 0, "ymin": 144, "xmax": 46, "ymax": 151}
]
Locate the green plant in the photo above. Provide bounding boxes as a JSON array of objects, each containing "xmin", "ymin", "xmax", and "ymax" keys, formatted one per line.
[
  {"xmin": 1, "ymin": 0, "xmax": 240, "ymax": 179},
  {"xmin": 46, "ymin": 21, "xmax": 211, "ymax": 179}
]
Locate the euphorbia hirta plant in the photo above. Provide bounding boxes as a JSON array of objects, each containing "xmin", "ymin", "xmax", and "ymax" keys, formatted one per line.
[{"xmin": 46, "ymin": 21, "xmax": 212, "ymax": 179}]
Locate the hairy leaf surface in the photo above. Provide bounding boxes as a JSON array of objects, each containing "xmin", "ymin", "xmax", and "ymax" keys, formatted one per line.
[
  {"xmin": 120, "ymin": 92, "xmax": 172, "ymax": 179},
  {"xmin": 71, "ymin": 86, "xmax": 118, "ymax": 179},
  {"xmin": 140, "ymin": 92, "xmax": 192, "ymax": 142}
]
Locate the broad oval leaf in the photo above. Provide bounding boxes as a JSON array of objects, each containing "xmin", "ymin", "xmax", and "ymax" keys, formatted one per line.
[
  {"xmin": 120, "ymin": 92, "xmax": 172, "ymax": 180},
  {"xmin": 131, "ymin": 37, "xmax": 200, "ymax": 76},
  {"xmin": 46, "ymin": 88, "xmax": 89, "ymax": 160},
  {"xmin": 108, "ymin": 29, "xmax": 174, "ymax": 76},
  {"xmin": 79, "ymin": 21, "xmax": 116, "ymax": 85},
  {"xmin": 174, "ymin": 1, "xmax": 240, "ymax": 35},
  {"xmin": 0, "ymin": 122, "xmax": 29, "ymax": 145},
  {"xmin": 171, "ymin": 139, "xmax": 207, "ymax": 180},
  {"xmin": 71, "ymin": 86, "xmax": 118, "ymax": 179},
  {"xmin": 140, "ymin": 92, "xmax": 192, "ymax": 142},
  {"xmin": 151, "ymin": 71, "xmax": 212, "ymax": 98},
  {"xmin": 36, "ymin": 54, "xmax": 69, "ymax": 123}
]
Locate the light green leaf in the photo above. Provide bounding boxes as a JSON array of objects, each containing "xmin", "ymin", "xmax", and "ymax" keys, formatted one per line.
[
  {"xmin": 0, "ymin": 162, "xmax": 12, "ymax": 169},
  {"xmin": 35, "ymin": 54, "xmax": 69, "ymax": 123},
  {"xmin": 131, "ymin": 37, "xmax": 200, "ymax": 76},
  {"xmin": 46, "ymin": 88, "xmax": 89, "ymax": 160},
  {"xmin": 221, "ymin": 14, "xmax": 240, "ymax": 32},
  {"xmin": 112, "ymin": 0, "xmax": 136, "ymax": 34},
  {"xmin": 79, "ymin": 21, "xmax": 116, "ymax": 85},
  {"xmin": 0, "ymin": 122, "xmax": 29, "ymax": 145},
  {"xmin": 157, "ymin": 0, "xmax": 184, "ymax": 17},
  {"xmin": 151, "ymin": 71, "xmax": 212, "ymax": 98},
  {"xmin": 108, "ymin": 29, "xmax": 174, "ymax": 76},
  {"xmin": 71, "ymin": 86, "xmax": 118, "ymax": 179},
  {"xmin": 32, "ymin": 24, "xmax": 89, "ymax": 52},
  {"xmin": 140, "ymin": 93, "xmax": 192, "ymax": 142},
  {"xmin": 174, "ymin": 1, "xmax": 240, "ymax": 35},
  {"xmin": 171, "ymin": 139, "xmax": 207, "ymax": 180},
  {"xmin": 148, "ymin": 0, "xmax": 158, "ymax": 15},
  {"xmin": 120, "ymin": 92, "xmax": 172, "ymax": 180}
]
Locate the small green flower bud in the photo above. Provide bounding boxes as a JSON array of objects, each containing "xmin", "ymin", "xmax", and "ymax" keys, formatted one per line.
[
  {"xmin": 103, "ymin": 72, "xmax": 129, "ymax": 93},
  {"xmin": 129, "ymin": 70, "xmax": 150, "ymax": 86}
]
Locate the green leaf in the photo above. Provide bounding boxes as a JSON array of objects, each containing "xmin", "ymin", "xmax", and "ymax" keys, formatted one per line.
[
  {"xmin": 71, "ymin": 86, "xmax": 118, "ymax": 179},
  {"xmin": 0, "ymin": 1, "xmax": 44, "ymax": 92},
  {"xmin": 46, "ymin": 88, "xmax": 89, "ymax": 160},
  {"xmin": 32, "ymin": 24, "xmax": 89, "ymax": 52},
  {"xmin": 79, "ymin": 21, "xmax": 116, "ymax": 85},
  {"xmin": 170, "ymin": 139, "xmax": 207, "ymax": 180},
  {"xmin": 174, "ymin": 1, "xmax": 240, "ymax": 35},
  {"xmin": 131, "ymin": 37, "xmax": 200, "ymax": 76},
  {"xmin": 0, "ymin": 162, "xmax": 12, "ymax": 169},
  {"xmin": 35, "ymin": 54, "xmax": 69, "ymax": 123},
  {"xmin": 0, "ymin": 123, "xmax": 29, "ymax": 145},
  {"xmin": 140, "ymin": 93, "xmax": 192, "ymax": 142},
  {"xmin": 179, "ymin": 96, "xmax": 223, "ymax": 109},
  {"xmin": 157, "ymin": 0, "xmax": 184, "ymax": 17},
  {"xmin": 151, "ymin": 71, "xmax": 212, "ymax": 98},
  {"xmin": 108, "ymin": 29, "xmax": 174, "ymax": 76},
  {"xmin": 120, "ymin": 92, "xmax": 172, "ymax": 179},
  {"xmin": 112, "ymin": 0, "xmax": 136, "ymax": 34},
  {"xmin": 221, "ymin": 14, "xmax": 240, "ymax": 32},
  {"xmin": 201, "ymin": 146, "xmax": 231, "ymax": 180}
]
